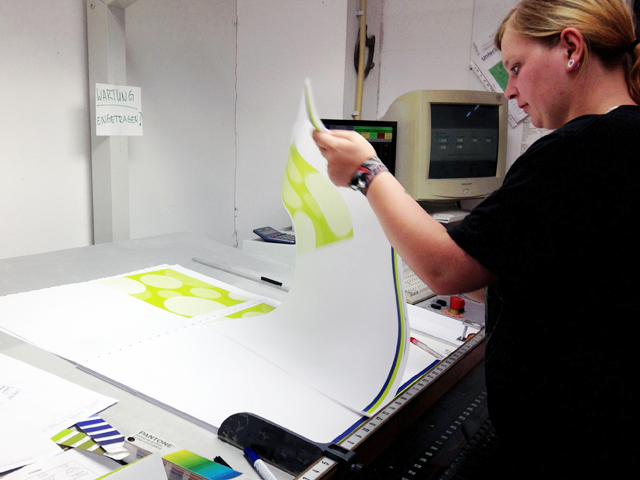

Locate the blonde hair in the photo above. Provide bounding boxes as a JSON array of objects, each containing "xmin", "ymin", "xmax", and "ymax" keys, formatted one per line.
[{"xmin": 495, "ymin": 0, "xmax": 640, "ymax": 103}]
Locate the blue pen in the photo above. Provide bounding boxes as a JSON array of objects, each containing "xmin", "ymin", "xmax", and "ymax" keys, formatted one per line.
[{"xmin": 244, "ymin": 447, "xmax": 278, "ymax": 480}]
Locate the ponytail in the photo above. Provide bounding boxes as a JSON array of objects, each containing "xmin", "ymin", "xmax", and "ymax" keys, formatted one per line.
[{"xmin": 627, "ymin": 44, "xmax": 640, "ymax": 104}]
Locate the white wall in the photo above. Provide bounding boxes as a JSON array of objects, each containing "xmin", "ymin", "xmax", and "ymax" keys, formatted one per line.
[
  {"xmin": 125, "ymin": 0, "xmax": 238, "ymax": 246},
  {"xmin": 377, "ymin": 0, "xmax": 522, "ymax": 170},
  {"xmin": 377, "ymin": 0, "xmax": 476, "ymax": 116},
  {"xmin": 0, "ymin": 0, "xmax": 92, "ymax": 260}
]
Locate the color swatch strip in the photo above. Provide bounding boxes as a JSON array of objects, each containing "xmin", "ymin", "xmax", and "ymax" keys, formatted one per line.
[
  {"xmin": 163, "ymin": 450, "xmax": 243, "ymax": 480},
  {"xmin": 51, "ymin": 428, "xmax": 106, "ymax": 454},
  {"xmin": 76, "ymin": 414, "xmax": 124, "ymax": 446},
  {"xmin": 76, "ymin": 414, "xmax": 129, "ymax": 460}
]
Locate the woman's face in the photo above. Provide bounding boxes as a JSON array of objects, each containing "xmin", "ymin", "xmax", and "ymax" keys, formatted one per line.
[{"xmin": 501, "ymin": 26, "xmax": 573, "ymax": 129}]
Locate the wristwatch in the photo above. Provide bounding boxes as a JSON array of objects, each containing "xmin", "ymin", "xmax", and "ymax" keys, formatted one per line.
[{"xmin": 348, "ymin": 156, "xmax": 389, "ymax": 195}]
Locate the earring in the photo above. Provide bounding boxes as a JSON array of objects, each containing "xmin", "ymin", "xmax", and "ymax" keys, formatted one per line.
[{"xmin": 568, "ymin": 59, "xmax": 575, "ymax": 68}]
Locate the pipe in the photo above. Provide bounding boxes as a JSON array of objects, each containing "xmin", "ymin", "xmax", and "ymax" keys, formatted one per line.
[{"xmin": 354, "ymin": 0, "xmax": 367, "ymax": 120}]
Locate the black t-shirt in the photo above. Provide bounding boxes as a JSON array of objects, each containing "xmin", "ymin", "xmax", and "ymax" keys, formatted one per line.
[{"xmin": 449, "ymin": 106, "xmax": 640, "ymax": 474}]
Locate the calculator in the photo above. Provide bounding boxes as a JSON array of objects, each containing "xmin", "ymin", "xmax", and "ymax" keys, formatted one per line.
[{"xmin": 253, "ymin": 226, "xmax": 296, "ymax": 244}]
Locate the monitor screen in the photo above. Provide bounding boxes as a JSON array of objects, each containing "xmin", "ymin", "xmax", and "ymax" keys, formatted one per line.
[
  {"xmin": 429, "ymin": 104, "xmax": 500, "ymax": 179},
  {"xmin": 321, "ymin": 119, "xmax": 398, "ymax": 175}
]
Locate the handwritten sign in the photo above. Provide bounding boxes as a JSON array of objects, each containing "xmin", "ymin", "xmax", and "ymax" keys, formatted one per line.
[{"xmin": 95, "ymin": 83, "xmax": 143, "ymax": 136}]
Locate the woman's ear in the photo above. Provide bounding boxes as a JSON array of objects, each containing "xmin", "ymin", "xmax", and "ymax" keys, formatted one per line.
[{"xmin": 560, "ymin": 27, "xmax": 585, "ymax": 70}]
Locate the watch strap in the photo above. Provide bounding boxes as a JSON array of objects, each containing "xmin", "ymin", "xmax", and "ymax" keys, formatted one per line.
[{"xmin": 348, "ymin": 157, "xmax": 389, "ymax": 195}]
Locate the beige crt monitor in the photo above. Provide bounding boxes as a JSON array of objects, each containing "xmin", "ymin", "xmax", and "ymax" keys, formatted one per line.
[{"xmin": 381, "ymin": 90, "xmax": 508, "ymax": 202}]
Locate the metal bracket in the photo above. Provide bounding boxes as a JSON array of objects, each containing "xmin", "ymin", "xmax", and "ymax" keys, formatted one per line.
[{"xmin": 353, "ymin": 25, "xmax": 376, "ymax": 78}]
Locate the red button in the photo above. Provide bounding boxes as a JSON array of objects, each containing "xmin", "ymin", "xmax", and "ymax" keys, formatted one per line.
[{"xmin": 449, "ymin": 296, "xmax": 465, "ymax": 314}]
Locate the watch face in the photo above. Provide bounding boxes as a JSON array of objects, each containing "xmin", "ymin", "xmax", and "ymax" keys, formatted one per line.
[
  {"xmin": 349, "ymin": 172, "xmax": 367, "ymax": 191},
  {"xmin": 349, "ymin": 157, "xmax": 385, "ymax": 194}
]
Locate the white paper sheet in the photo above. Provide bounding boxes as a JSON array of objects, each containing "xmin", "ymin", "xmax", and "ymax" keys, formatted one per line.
[
  {"xmin": 0, "ymin": 267, "xmax": 436, "ymax": 443},
  {"xmin": 0, "ymin": 265, "xmax": 271, "ymax": 364},
  {"xmin": 4, "ymin": 449, "xmax": 120, "ymax": 480},
  {"xmin": 82, "ymin": 321, "xmax": 364, "ymax": 443},
  {"xmin": 0, "ymin": 413, "xmax": 61, "ymax": 474},
  {"xmin": 0, "ymin": 354, "xmax": 116, "ymax": 437},
  {"xmin": 95, "ymin": 454, "xmax": 166, "ymax": 479},
  {"xmin": 212, "ymin": 83, "xmax": 409, "ymax": 416},
  {"xmin": 95, "ymin": 83, "xmax": 143, "ymax": 137}
]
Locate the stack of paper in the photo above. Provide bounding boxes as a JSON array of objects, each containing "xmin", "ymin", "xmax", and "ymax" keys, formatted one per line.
[{"xmin": 0, "ymin": 354, "xmax": 116, "ymax": 473}]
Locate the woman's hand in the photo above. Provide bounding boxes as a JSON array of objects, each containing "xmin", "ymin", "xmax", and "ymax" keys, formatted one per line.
[{"xmin": 312, "ymin": 129, "xmax": 377, "ymax": 187}]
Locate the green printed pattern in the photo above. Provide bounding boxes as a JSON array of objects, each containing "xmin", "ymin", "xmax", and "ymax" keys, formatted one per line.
[
  {"xmin": 282, "ymin": 143, "xmax": 353, "ymax": 252},
  {"xmin": 100, "ymin": 268, "xmax": 251, "ymax": 318},
  {"xmin": 52, "ymin": 428, "xmax": 105, "ymax": 454},
  {"xmin": 224, "ymin": 303, "xmax": 275, "ymax": 319},
  {"xmin": 362, "ymin": 249, "xmax": 407, "ymax": 414}
]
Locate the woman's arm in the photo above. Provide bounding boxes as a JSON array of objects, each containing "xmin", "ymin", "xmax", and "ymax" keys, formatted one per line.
[{"xmin": 313, "ymin": 129, "xmax": 497, "ymax": 295}]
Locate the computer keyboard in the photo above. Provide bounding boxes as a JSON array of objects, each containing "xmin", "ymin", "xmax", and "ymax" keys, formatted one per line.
[{"xmin": 403, "ymin": 263, "xmax": 436, "ymax": 304}]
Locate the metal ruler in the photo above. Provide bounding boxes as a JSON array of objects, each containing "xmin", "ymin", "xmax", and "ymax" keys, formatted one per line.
[
  {"xmin": 192, "ymin": 256, "xmax": 290, "ymax": 292},
  {"xmin": 296, "ymin": 329, "xmax": 486, "ymax": 480}
]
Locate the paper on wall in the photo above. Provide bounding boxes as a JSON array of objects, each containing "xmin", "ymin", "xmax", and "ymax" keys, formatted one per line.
[
  {"xmin": 95, "ymin": 83, "xmax": 143, "ymax": 136},
  {"xmin": 469, "ymin": 32, "xmax": 527, "ymax": 127}
]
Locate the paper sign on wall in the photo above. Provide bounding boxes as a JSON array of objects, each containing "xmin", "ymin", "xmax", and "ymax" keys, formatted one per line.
[
  {"xmin": 469, "ymin": 32, "xmax": 526, "ymax": 127},
  {"xmin": 95, "ymin": 83, "xmax": 143, "ymax": 136}
]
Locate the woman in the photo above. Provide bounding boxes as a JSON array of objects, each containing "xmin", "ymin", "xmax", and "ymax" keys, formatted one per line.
[{"xmin": 313, "ymin": 0, "xmax": 639, "ymax": 477}]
